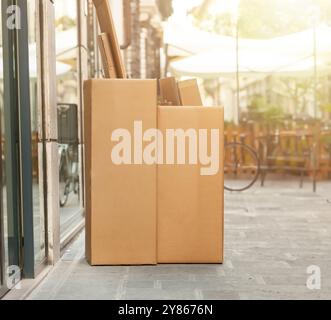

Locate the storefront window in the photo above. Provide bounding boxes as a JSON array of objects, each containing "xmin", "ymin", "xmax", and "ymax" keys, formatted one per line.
[
  {"xmin": 1, "ymin": 0, "xmax": 22, "ymax": 292},
  {"xmin": 27, "ymin": 0, "xmax": 47, "ymax": 266},
  {"xmin": 0, "ymin": 1, "xmax": 7, "ymax": 294},
  {"xmin": 55, "ymin": 0, "xmax": 83, "ymax": 240}
]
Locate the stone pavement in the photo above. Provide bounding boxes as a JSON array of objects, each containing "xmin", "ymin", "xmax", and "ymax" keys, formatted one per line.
[{"xmin": 27, "ymin": 178, "xmax": 331, "ymax": 300}]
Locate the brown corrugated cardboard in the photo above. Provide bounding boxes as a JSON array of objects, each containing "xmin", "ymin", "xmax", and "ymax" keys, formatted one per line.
[
  {"xmin": 93, "ymin": 0, "xmax": 127, "ymax": 78},
  {"xmin": 84, "ymin": 79, "xmax": 157, "ymax": 265},
  {"xmin": 159, "ymin": 77, "xmax": 181, "ymax": 106},
  {"xmin": 157, "ymin": 106, "xmax": 224, "ymax": 264},
  {"xmin": 98, "ymin": 33, "xmax": 117, "ymax": 78},
  {"xmin": 178, "ymin": 79, "xmax": 203, "ymax": 106}
]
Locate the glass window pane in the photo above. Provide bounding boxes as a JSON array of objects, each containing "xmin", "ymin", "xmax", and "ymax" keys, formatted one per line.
[
  {"xmin": 0, "ymin": 1, "xmax": 6, "ymax": 290},
  {"xmin": 27, "ymin": 0, "xmax": 46, "ymax": 265},
  {"xmin": 55, "ymin": 0, "xmax": 83, "ymax": 239}
]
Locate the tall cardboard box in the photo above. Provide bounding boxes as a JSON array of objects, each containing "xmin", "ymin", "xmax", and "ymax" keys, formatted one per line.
[
  {"xmin": 158, "ymin": 106, "xmax": 224, "ymax": 264},
  {"xmin": 84, "ymin": 79, "xmax": 157, "ymax": 265}
]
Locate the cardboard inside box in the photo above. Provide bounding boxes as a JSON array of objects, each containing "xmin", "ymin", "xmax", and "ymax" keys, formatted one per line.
[
  {"xmin": 93, "ymin": 0, "xmax": 127, "ymax": 78},
  {"xmin": 97, "ymin": 33, "xmax": 117, "ymax": 79},
  {"xmin": 178, "ymin": 79, "xmax": 204, "ymax": 106},
  {"xmin": 159, "ymin": 77, "xmax": 181, "ymax": 106}
]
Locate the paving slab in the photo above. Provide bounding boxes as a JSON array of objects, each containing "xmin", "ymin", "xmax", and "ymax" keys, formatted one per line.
[{"xmin": 27, "ymin": 179, "xmax": 331, "ymax": 300}]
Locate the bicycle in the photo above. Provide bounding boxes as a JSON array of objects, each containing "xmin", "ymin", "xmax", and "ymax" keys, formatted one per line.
[
  {"xmin": 224, "ymin": 142, "xmax": 261, "ymax": 192},
  {"xmin": 58, "ymin": 144, "xmax": 80, "ymax": 207}
]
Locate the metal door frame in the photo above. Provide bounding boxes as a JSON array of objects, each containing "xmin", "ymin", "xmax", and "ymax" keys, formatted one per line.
[
  {"xmin": 16, "ymin": 0, "xmax": 36, "ymax": 279},
  {"xmin": 0, "ymin": 0, "xmax": 23, "ymax": 296},
  {"xmin": 0, "ymin": 0, "xmax": 61, "ymax": 293},
  {"xmin": 0, "ymin": 126, "xmax": 6, "ymax": 296}
]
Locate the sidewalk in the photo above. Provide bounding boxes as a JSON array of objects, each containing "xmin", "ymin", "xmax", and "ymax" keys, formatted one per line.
[{"xmin": 27, "ymin": 178, "xmax": 331, "ymax": 300}]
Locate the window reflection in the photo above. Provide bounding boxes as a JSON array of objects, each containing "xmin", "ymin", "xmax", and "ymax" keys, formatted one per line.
[
  {"xmin": 27, "ymin": 0, "xmax": 46, "ymax": 265},
  {"xmin": 55, "ymin": 0, "xmax": 83, "ymax": 239},
  {"xmin": 0, "ymin": 3, "xmax": 8, "ymax": 290}
]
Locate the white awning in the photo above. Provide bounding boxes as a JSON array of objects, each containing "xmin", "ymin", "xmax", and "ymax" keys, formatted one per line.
[
  {"xmin": 0, "ymin": 44, "xmax": 72, "ymax": 79},
  {"xmin": 166, "ymin": 23, "xmax": 331, "ymax": 78}
]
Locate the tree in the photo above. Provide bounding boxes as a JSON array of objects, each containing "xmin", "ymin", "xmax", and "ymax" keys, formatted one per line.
[
  {"xmin": 191, "ymin": 0, "xmax": 331, "ymax": 38},
  {"xmin": 279, "ymin": 78, "xmax": 316, "ymax": 115}
]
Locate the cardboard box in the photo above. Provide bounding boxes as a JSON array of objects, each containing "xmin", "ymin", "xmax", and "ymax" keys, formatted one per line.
[
  {"xmin": 178, "ymin": 79, "xmax": 203, "ymax": 106},
  {"xmin": 93, "ymin": 0, "xmax": 127, "ymax": 78},
  {"xmin": 84, "ymin": 78, "xmax": 224, "ymax": 265},
  {"xmin": 157, "ymin": 106, "xmax": 224, "ymax": 263},
  {"xmin": 84, "ymin": 79, "xmax": 157, "ymax": 265},
  {"xmin": 98, "ymin": 33, "xmax": 117, "ymax": 78}
]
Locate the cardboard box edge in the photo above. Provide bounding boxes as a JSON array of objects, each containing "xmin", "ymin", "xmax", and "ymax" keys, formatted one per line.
[{"xmin": 83, "ymin": 79, "xmax": 93, "ymax": 265}]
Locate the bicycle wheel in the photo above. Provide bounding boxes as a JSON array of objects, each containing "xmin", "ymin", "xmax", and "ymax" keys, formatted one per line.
[
  {"xmin": 224, "ymin": 142, "xmax": 260, "ymax": 192},
  {"xmin": 59, "ymin": 153, "xmax": 70, "ymax": 207},
  {"xmin": 60, "ymin": 181, "xmax": 70, "ymax": 208}
]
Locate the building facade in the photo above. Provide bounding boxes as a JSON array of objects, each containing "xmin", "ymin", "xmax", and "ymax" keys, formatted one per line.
[
  {"xmin": 0, "ymin": 0, "xmax": 162, "ymax": 298},
  {"xmin": 0, "ymin": 0, "xmax": 81, "ymax": 297}
]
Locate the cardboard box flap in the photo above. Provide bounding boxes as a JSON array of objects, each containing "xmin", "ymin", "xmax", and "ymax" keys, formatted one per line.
[{"xmin": 178, "ymin": 79, "xmax": 203, "ymax": 106}]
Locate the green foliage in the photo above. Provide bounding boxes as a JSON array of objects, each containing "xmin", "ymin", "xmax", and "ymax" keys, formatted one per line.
[
  {"xmin": 56, "ymin": 16, "xmax": 76, "ymax": 31},
  {"xmin": 247, "ymin": 95, "xmax": 284, "ymax": 122},
  {"xmin": 190, "ymin": 0, "xmax": 331, "ymax": 119},
  {"xmin": 321, "ymin": 103, "xmax": 331, "ymax": 113},
  {"xmin": 191, "ymin": 0, "xmax": 331, "ymax": 38},
  {"xmin": 264, "ymin": 105, "xmax": 284, "ymax": 121}
]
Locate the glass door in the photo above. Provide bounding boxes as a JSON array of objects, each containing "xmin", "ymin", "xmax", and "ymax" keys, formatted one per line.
[
  {"xmin": 1, "ymin": 0, "xmax": 48, "ymax": 285},
  {"xmin": 55, "ymin": 0, "xmax": 84, "ymax": 242},
  {"xmin": 17, "ymin": 0, "xmax": 48, "ymax": 276},
  {"xmin": 27, "ymin": 0, "xmax": 47, "ymax": 270},
  {"xmin": 1, "ymin": 0, "xmax": 23, "ymax": 296},
  {"xmin": 0, "ymin": 55, "xmax": 10, "ymax": 295},
  {"xmin": 0, "ymin": 1, "xmax": 5, "ymax": 295},
  {"xmin": 0, "ymin": 103, "xmax": 7, "ymax": 297}
]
